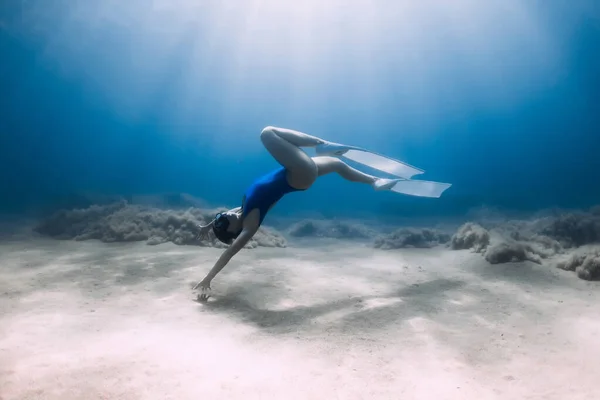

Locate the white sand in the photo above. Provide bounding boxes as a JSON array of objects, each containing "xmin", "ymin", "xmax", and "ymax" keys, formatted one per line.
[{"xmin": 1, "ymin": 236, "xmax": 599, "ymax": 400}]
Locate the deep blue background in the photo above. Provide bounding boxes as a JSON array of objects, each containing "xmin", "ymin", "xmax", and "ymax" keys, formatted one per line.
[{"xmin": 1, "ymin": 1, "xmax": 599, "ymax": 219}]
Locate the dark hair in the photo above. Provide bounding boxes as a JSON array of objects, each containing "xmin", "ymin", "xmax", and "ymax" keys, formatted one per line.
[{"xmin": 212, "ymin": 213, "xmax": 241, "ymax": 245}]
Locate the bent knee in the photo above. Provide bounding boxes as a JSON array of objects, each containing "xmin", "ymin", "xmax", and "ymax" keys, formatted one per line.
[{"xmin": 260, "ymin": 126, "xmax": 277, "ymax": 141}]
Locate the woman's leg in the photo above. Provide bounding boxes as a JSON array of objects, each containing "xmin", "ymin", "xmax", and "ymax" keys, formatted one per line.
[
  {"xmin": 260, "ymin": 126, "xmax": 398, "ymax": 191},
  {"xmin": 313, "ymin": 156, "xmax": 376, "ymax": 184},
  {"xmin": 313, "ymin": 156, "xmax": 401, "ymax": 191},
  {"xmin": 260, "ymin": 126, "xmax": 324, "ymax": 189}
]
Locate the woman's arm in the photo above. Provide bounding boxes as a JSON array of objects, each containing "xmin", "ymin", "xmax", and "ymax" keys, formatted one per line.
[
  {"xmin": 193, "ymin": 209, "xmax": 260, "ymax": 298},
  {"xmin": 198, "ymin": 227, "xmax": 256, "ymax": 284}
]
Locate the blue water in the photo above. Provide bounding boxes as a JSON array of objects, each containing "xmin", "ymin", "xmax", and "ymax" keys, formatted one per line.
[{"xmin": 1, "ymin": 1, "xmax": 599, "ymax": 220}]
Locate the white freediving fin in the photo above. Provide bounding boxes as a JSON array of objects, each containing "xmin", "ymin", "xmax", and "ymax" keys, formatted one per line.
[
  {"xmin": 389, "ymin": 179, "xmax": 452, "ymax": 198},
  {"xmin": 341, "ymin": 149, "xmax": 424, "ymax": 180},
  {"xmin": 315, "ymin": 142, "xmax": 425, "ymax": 179}
]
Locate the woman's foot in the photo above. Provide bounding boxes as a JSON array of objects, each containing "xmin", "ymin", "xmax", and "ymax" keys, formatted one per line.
[
  {"xmin": 372, "ymin": 178, "xmax": 402, "ymax": 191},
  {"xmin": 315, "ymin": 141, "xmax": 351, "ymax": 157}
]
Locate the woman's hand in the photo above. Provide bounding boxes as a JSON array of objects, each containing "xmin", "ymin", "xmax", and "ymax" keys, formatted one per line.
[
  {"xmin": 193, "ymin": 278, "xmax": 212, "ymax": 301},
  {"xmin": 195, "ymin": 223, "xmax": 212, "ymax": 241}
]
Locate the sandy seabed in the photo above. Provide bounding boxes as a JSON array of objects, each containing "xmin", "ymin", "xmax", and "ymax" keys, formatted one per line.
[{"xmin": 1, "ymin": 235, "xmax": 599, "ymax": 400}]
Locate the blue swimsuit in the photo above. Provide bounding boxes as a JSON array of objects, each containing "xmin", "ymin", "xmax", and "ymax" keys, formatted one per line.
[{"xmin": 242, "ymin": 167, "xmax": 302, "ymax": 226}]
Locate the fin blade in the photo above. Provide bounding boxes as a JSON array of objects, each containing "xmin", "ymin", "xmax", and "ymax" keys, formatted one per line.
[
  {"xmin": 341, "ymin": 149, "xmax": 424, "ymax": 179},
  {"xmin": 390, "ymin": 180, "xmax": 452, "ymax": 198}
]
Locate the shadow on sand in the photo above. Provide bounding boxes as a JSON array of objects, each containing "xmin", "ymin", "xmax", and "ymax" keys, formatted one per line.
[{"xmin": 199, "ymin": 278, "xmax": 468, "ymax": 334}]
